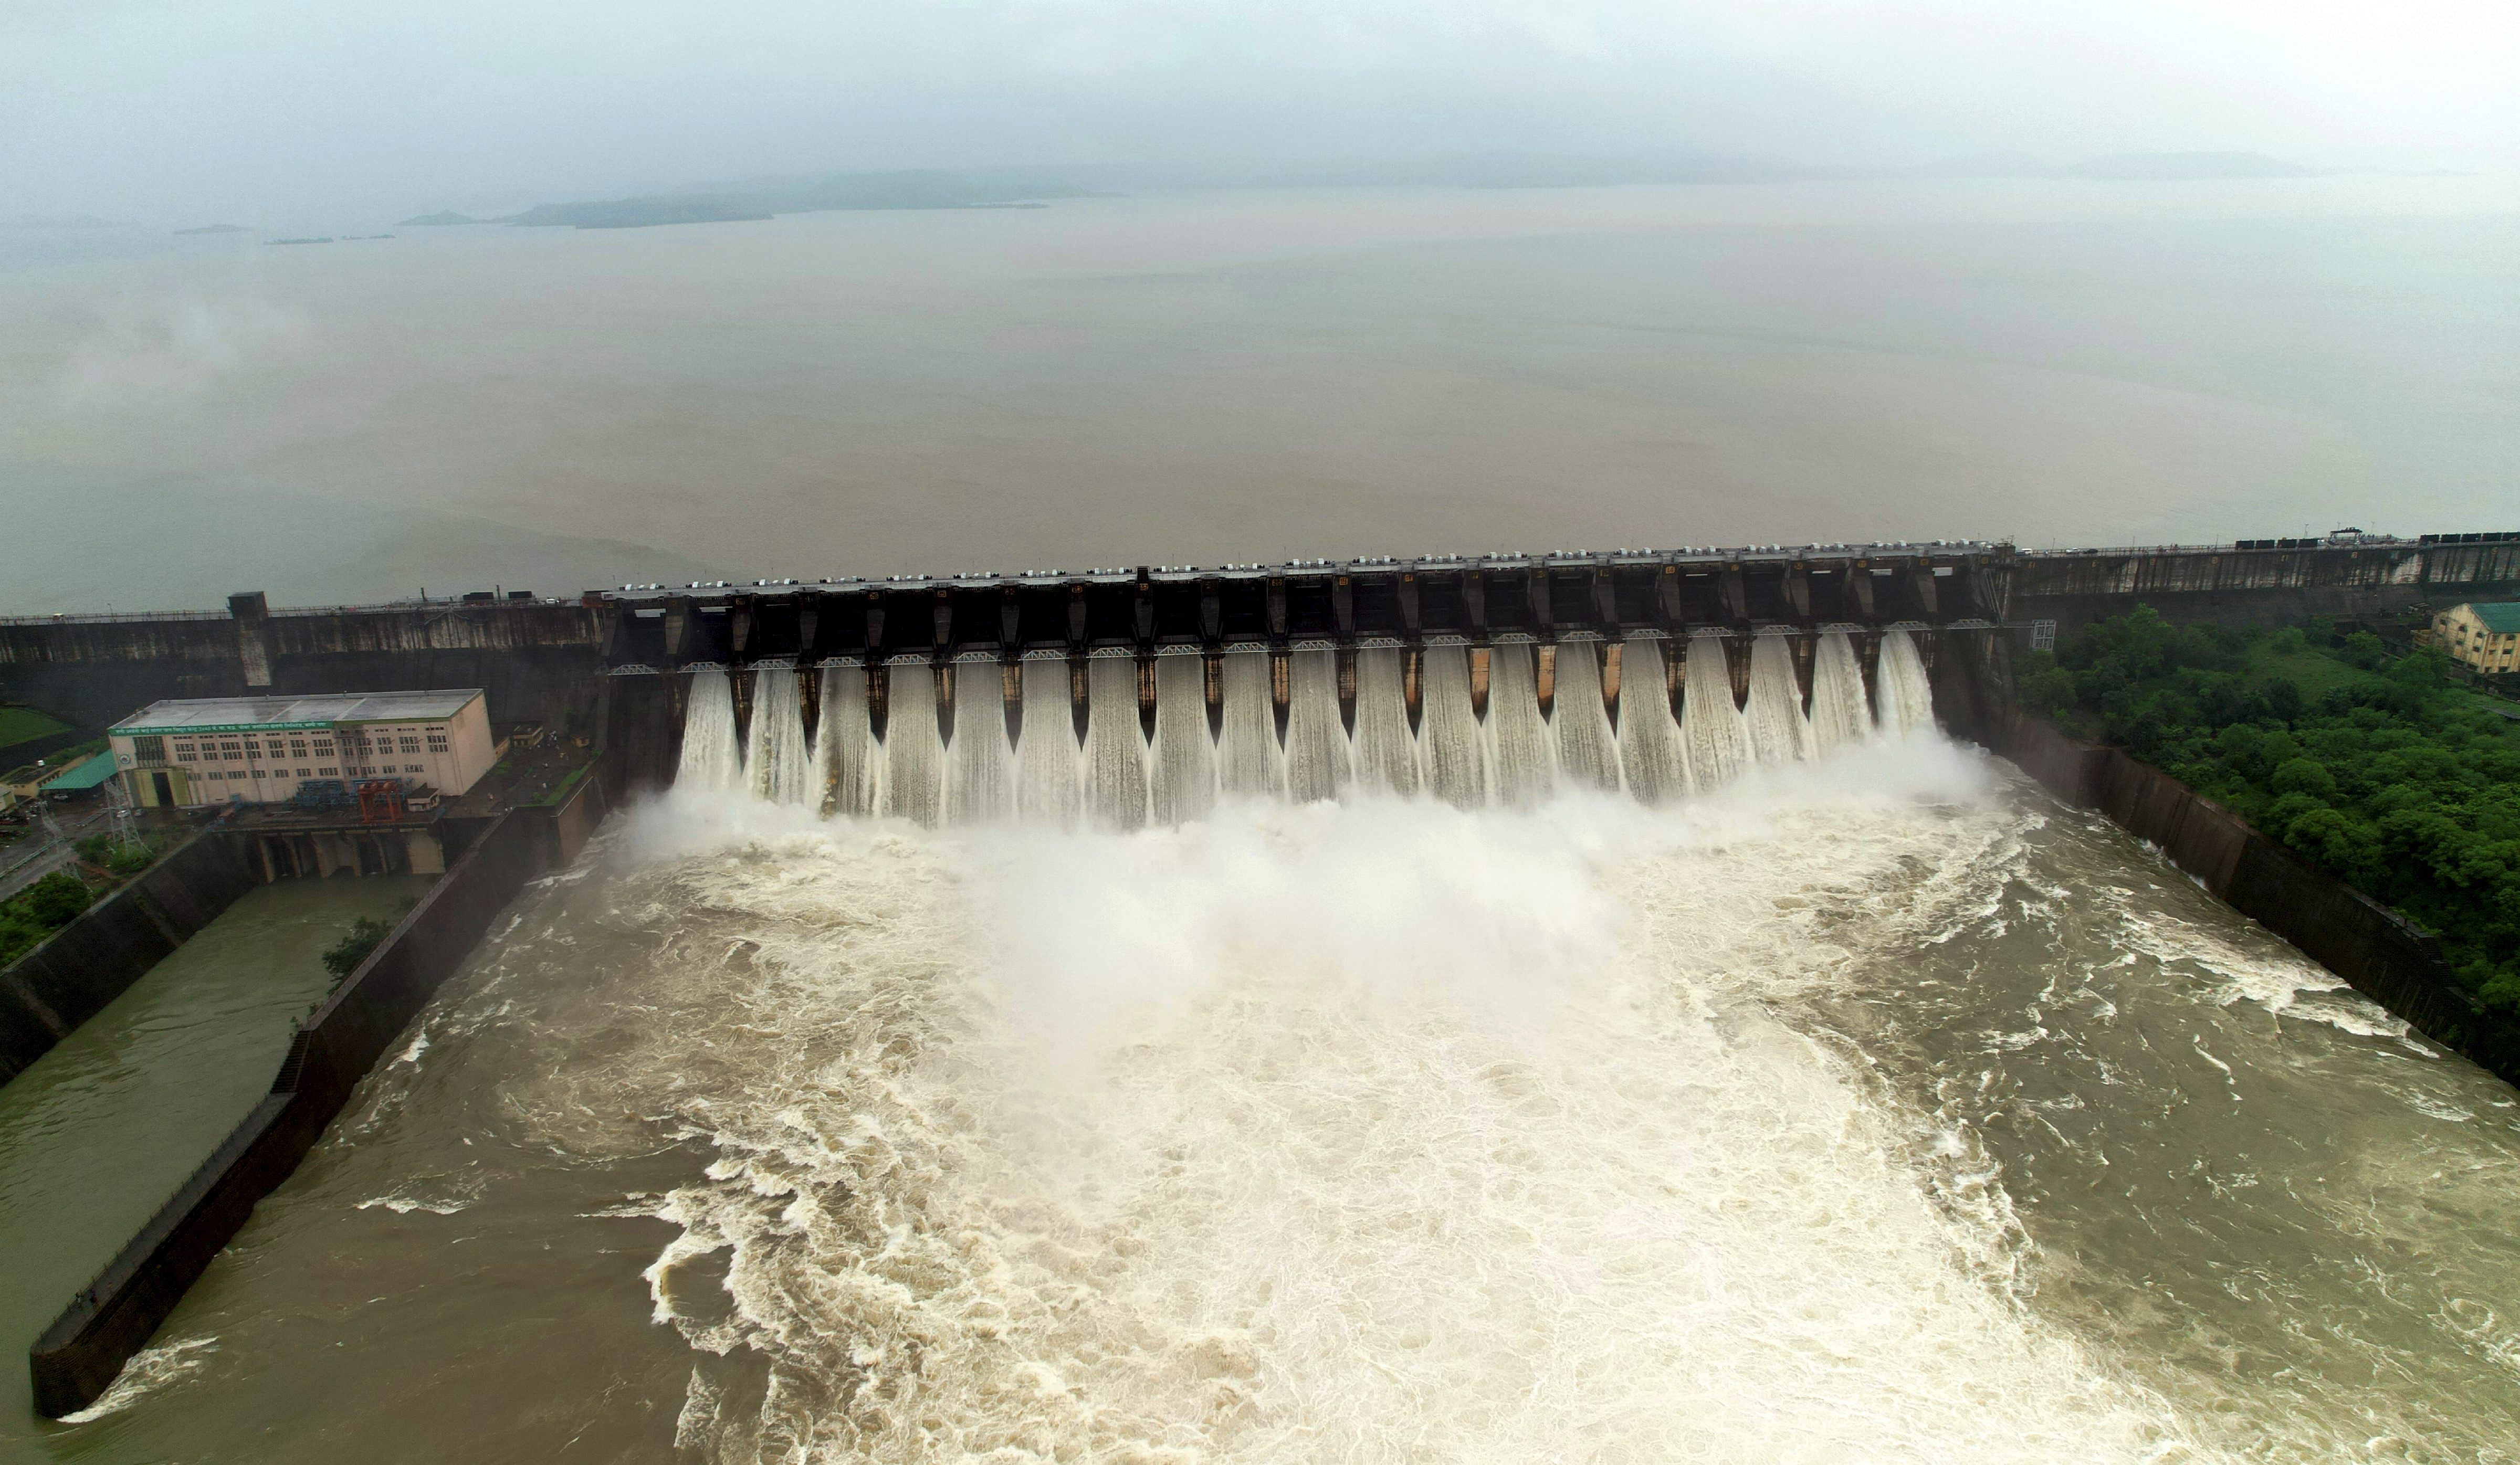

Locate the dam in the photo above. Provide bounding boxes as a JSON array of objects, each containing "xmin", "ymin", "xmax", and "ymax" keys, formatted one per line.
[{"xmin": 5, "ymin": 532, "xmax": 2520, "ymax": 1458}]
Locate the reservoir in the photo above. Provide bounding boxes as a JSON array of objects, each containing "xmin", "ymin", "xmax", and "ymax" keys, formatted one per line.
[
  {"xmin": 3, "ymin": 174, "xmax": 2515, "ymax": 614},
  {"xmin": 14, "ymin": 735, "xmax": 2518, "ymax": 1461}
]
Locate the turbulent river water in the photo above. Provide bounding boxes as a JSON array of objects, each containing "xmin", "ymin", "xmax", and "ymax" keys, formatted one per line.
[{"xmin": 26, "ymin": 732, "xmax": 2520, "ymax": 1463}]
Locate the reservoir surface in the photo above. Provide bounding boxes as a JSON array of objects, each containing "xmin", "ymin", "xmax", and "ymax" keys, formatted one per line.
[
  {"xmin": 2, "ymin": 174, "xmax": 2515, "ymax": 613},
  {"xmin": 14, "ymin": 740, "xmax": 2517, "ymax": 1462}
]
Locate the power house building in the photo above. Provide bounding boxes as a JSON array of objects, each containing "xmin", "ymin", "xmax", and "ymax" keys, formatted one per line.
[
  {"xmin": 2433, "ymin": 602, "xmax": 2520, "ymax": 675},
  {"xmin": 107, "ymin": 690, "xmax": 496, "ymax": 809}
]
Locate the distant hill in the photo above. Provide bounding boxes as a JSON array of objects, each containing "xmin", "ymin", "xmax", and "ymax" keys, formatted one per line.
[
  {"xmin": 505, "ymin": 169, "xmax": 1095, "ymax": 229},
  {"xmin": 398, "ymin": 210, "xmax": 479, "ymax": 226},
  {"xmin": 1248, "ymin": 151, "xmax": 1819, "ymax": 189},
  {"xmin": 2061, "ymin": 152, "xmax": 2316, "ymax": 181},
  {"xmin": 173, "ymin": 223, "xmax": 249, "ymax": 235},
  {"xmin": 1906, "ymin": 150, "xmax": 2318, "ymax": 182}
]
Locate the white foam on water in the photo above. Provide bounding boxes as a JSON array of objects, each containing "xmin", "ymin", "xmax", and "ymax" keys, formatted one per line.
[
  {"xmin": 60, "ymin": 1336, "xmax": 220, "ymax": 1424},
  {"xmin": 2104, "ymin": 888, "xmax": 2411, "ymax": 1040},
  {"xmin": 618, "ymin": 742, "xmax": 2223, "ymax": 1464}
]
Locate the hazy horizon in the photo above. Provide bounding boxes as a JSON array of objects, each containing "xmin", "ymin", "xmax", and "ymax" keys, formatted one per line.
[{"xmin": 6, "ymin": 1, "xmax": 2516, "ymax": 227}]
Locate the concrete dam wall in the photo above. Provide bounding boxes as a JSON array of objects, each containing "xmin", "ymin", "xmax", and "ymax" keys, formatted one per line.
[{"xmin": 6, "ymin": 536, "xmax": 2515, "ymax": 798}]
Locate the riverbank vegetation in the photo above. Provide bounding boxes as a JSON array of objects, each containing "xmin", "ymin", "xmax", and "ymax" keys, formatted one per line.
[
  {"xmin": 0, "ymin": 834, "xmax": 174, "ymax": 967},
  {"xmin": 2021, "ymin": 609, "xmax": 2520, "ymax": 1007}
]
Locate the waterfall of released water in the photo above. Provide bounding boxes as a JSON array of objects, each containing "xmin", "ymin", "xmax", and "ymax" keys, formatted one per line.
[
  {"xmin": 1681, "ymin": 635, "xmax": 1751, "ymax": 789},
  {"xmin": 1149, "ymin": 655, "xmax": 1218, "ymax": 826},
  {"xmin": 1484, "ymin": 642, "xmax": 1554, "ymax": 808},
  {"xmin": 1809, "ymin": 631, "xmax": 1873, "ymax": 753},
  {"xmin": 675, "ymin": 667, "xmax": 743, "ymax": 794},
  {"xmin": 1283, "ymin": 648, "xmax": 1352, "ymax": 804},
  {"xmin": 743, "ymin": 668, "xmax": 812, "ymax": 804},
  {"xmin": 1418, "ymin": 644, "xmax": 1490, "ymax": 809},
  {"xmin": 1550, "ymin": 642, "xmax": 1622, "ymax": 794},
  {"xmin": 1350, "ymin": 647, "xmax": 1422, "ymax": 797},
  {"xmin": 1745, "ymin": 638, "xmax": 1815, "ymax": 765},
  {"xmin": 1014, "ymin": 657, "xmax": 1083, "ymax": 826},
  {"xmin": 1216, "ymin": 650, "xmax": 1285, "ymax": 801},
  {"xmin": 812, "ymin": 667, "xmax": 878, "ymax": 817},
  {"xmin": 1874, "ymin": 628, "xmax": 1937, "ymax": 736},
  {"xmin": 878, "ymin": 662, "xmax": 945, "ymax": 827},
  {"xmin": 942, "ymin": 663, "xmax": 1015, "ymax": 824},
  {"xmin": 1616, "ymin": 636, "xmax": 1689, "ymax": 804},
  {"xmin": 1083, "ymin": 655, "xmax": 1151, "ymax": 831}
]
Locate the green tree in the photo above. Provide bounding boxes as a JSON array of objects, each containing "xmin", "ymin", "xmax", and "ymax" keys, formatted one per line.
[
  {"xmin": 321, "ymin": 916, "xmax": 396, "ymax": 982},
  {"xmin": 24, "ymin": 872, "xmax": 91, "ymax": 927}
]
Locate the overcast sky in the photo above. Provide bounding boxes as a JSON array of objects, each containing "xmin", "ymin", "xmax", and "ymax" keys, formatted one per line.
[{"xmin": 5, "ymin": 0, "xmax": 2516, "ymax": 224}]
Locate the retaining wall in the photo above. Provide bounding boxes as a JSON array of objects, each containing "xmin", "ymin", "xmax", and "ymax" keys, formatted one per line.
[
  {"xmin": 27, "ymin": 797, "xmax": 568, "ymax": 1418},
  {"xmin": 1980, "ymin": 710, "xmax": 2520, "ymax": 1086},
  {"xmin": 0, "ymin": 829, "xmax": 256, "ymax": 1085}
]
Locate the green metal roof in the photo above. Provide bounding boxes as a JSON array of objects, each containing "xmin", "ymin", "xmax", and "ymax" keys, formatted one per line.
[
  {"xmin": 40, "ymin": 751, "xmax": 120, "ymax": 791},
  {"xmin": 2466, "ymin": 602, "xmax": 2520, "ymax": 634}
]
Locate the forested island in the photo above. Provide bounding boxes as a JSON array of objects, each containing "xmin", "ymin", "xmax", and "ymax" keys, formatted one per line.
[
  {"xmin": 2022, "ymin": 609, "xmax": 2520, "ymax": 1006},
  {"xmin": 501, "ymin": 168, "xmax": 1091, "ymax": 229}
]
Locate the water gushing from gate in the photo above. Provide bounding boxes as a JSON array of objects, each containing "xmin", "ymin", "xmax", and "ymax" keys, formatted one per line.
[
  {"xmin": 1680, "ymin": 634, "xmax": 1751, "ymax": 789},
  {"xmin": 879, "ymin": 661, "xmax": 944, "ymax": 827},
  {"xmin": 744, "ymin": 668, "xmax": 812, "ymax": 805},
  {"xmin": 674, "ymin": 667, "xmax": 743, "ymax": 794}
]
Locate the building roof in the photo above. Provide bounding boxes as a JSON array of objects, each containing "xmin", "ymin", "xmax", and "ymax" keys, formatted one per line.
[
  {"xmin": 40, "ymin": 750, "xmax": 120, "ymax": 791},
  {"xmin": 2463, "ymin": 602, "xmax": 2520, "ymax": 634},
  {"xmin": 109, "ymin": 690, "xmax": 484, "ymax": 736}
]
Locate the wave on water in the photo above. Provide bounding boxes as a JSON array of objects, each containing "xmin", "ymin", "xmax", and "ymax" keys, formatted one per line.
[
  {"xmin": 59, "ymin": 1336, "xmax": 220, "ymax": 1424},
  {"xmin": 594, "ymin": 737, "xmax": 2230, "ymax": 1463}
]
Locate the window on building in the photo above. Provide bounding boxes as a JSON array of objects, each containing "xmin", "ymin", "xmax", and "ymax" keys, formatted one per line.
[
  {"xmin": 319, "ymin": 766, "xmax": 338, "ymax": 776},
  {"xmin": 407, "ymin": 764, "xmax": 424, "ymax": 773},
  {"xmin": 297, "ymin": 767, "xmax": 312, "ymax": 776},
  {"xmin": 132, "ymin": 736, "xmax": 166, "ymax": 764}
]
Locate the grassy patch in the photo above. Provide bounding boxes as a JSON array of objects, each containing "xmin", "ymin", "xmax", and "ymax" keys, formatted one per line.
[{"xmin": 0, "ymin": 705, "xmax": 72, "ymax": 752}]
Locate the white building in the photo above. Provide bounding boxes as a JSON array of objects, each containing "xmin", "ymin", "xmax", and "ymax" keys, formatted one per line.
[{"xmin": 108, "ymin": 690, "xmax": 497, "ymax": 809}]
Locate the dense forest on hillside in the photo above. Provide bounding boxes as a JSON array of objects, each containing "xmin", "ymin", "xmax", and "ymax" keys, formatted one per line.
[{"xmin": 2020, "ymin": 608, "xmax": 2520, "ymax": 1007}]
